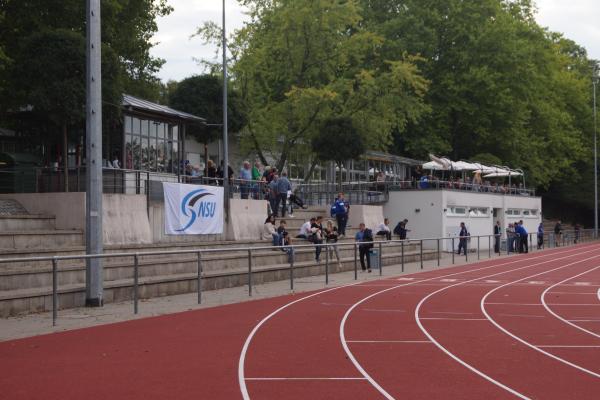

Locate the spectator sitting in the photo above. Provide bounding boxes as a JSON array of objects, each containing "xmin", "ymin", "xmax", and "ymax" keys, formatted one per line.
[
  {"xmin": 263, "ymin": 215, "xmax": 281, "ymax": 248},
  {"xmin": 393, "ymin": 219, "xmax": 409, "ymax": 240},
  {"xmin": 111, "ymin": 153, "xmax": 121, "ymax": 169},
  {"xmin": 277, "ymin": 220, "xmax": 295, "ymax": 262},
  {"xmin": 376, "ymin": 218, "xmax": 392, "ymax": 240},
  {"xmin": 311, "ymin": 216, "xmax": 325, "ymax": 263},
  {"xmin": 297, "ymin": 217, "xmax": 315, "ymax": 239}
]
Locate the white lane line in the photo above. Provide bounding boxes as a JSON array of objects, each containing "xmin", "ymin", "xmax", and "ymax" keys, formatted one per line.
[
  {"xmin": 429, "ymin": 311, "xmax": 476, "ymax": 315},
  {"xmin": 549, "ymin": 292, "xmax": 598, "ymax": 295},
  {"xmin": 420, "ymin": 317, "xmax": 488, "ymax": 321},
  {"xmin": 487, "ymin": 303, "xmax": 542, "ymax": 306},
  {"xmin": 361, "ymin": 309, "xmax": 406, "ymax": 313},
  {"xmin": 537, "ymin": 345, "xmax": 600, "ymax": 348},
  {"xmin": 567, "ymin": 319, "xmax": 600, "ymax": 322},
  {"xmin": 496, "ymin": 314, "xmax": 546, "ymax": 319},
  {"xmin": 238, "ymin": 282, "xmax": 363, "ymax": 400},
  {"xmin": 547, "ymin": 303, "xmax": 600, "ymax": 306},
  {"xmin": 341, "ymin": 245, "xmax": 595, "ymax": 400},
  {"xmin": 597, "ymin": 288, "xmax": 600, "ymax": 302},
  {"xmin": 347, "ymin": 340, "xmax": 432, "ymax": 344},
  {"xmin": 245, "ymin": 377, "xmax": 367, "ymax": 381},
  {"xmin": 482, "ymin": 258, "xmax": 600, "ymax": 379},
  {"xmin": 415, "ymin": 247, "xmax": 600, "ymax": 400}
]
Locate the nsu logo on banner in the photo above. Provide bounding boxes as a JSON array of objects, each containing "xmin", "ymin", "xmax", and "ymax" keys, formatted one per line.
[{"xmin": 163, "ymin": 183, "xmax": 224, "ymax": 235}]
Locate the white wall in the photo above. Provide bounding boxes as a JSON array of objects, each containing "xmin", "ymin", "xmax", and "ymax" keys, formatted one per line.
[
  {"xmin": 384, "ymin": 191, "xmax": 445, "ymax": 241},
  {"xmin": 348, "ymin": 205, "xmax": 385, "ymax": 233}
]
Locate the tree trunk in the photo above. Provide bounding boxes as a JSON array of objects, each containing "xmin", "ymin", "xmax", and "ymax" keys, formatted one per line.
[
  {"xmin": 62, "ymin": 123, "xmax": 69, "ymax": 192},
  {"xmin": 303, "ymin": 159, "xmax": 318, "ymax": 183}
]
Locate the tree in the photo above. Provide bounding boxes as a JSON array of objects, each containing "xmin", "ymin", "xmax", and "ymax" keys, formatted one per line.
[
  {"xmin": 312, "ymin": 117, "xmax": 365, "ymax": 189},
  {"xmin": 195, "ymin": 0, "xmax": 428, "ymax": 174},
  {"xmin": 168, "ymin": 74, "xmax": 246, "ymax": 172}
]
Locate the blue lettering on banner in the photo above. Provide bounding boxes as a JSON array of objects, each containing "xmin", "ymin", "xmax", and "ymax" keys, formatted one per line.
[{"xmin": 177, "ymin": 189, "xmax": 216, "ymax": 232}]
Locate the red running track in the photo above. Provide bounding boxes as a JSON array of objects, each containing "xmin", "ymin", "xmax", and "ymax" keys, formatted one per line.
[{"xmin": 2, "ymin": 243, "xmax": 600, "ymax": 399}]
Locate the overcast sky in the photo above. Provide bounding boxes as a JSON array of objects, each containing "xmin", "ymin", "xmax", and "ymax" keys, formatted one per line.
[{"xmin": 151, "ymin": 0, "xmax": 600, "ymax": 82}]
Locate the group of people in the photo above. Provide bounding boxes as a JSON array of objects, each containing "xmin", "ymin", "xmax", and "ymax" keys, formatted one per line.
[{"xmin": 418, "ymin": 174, "xmax": 528, "ymax": 195}]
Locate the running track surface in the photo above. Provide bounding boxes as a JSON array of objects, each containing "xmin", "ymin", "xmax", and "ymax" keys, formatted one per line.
[{"xmin": 2, "ymin": 244, "xmax": 600, "ymax": 399}]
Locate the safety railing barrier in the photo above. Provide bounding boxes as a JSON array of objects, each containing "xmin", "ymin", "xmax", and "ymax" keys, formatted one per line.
[{"xmin": 0, "ymin": 229, "xmax": 594, "ymax": 326}]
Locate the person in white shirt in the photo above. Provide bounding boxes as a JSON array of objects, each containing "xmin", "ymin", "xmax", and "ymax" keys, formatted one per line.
[
  {"xmin": 376, "ymin": 218, "xmax": 392, "ymax": 240},
  {"xmin": 297, "ymin": 217, "xmax": 315, "ymax": 240}
]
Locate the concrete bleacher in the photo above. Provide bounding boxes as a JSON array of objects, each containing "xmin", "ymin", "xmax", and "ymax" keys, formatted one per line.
[{"xmin": 0, "ymin": 205, "xmax": 437, "ymax": 317}]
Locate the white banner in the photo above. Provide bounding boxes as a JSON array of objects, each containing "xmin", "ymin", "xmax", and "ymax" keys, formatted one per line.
[{"xmin": 163, "ymin": 182, "xmax": 224, "ymax": 235}]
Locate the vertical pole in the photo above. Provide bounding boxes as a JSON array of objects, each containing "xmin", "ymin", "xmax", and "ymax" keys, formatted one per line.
[
  {"xmin": 477, "ymin": 236, "xmax": 480, "ymax": 260},
  {"xmin": 437, "ymin": 238, "xmax": 440, "ymax": 266},
  {"xmin": 378, "ymin": 241, "xmax": 383, "ymax": 276},
  {"xmin": 452, "ymin": 238, "xmax": 455, "ymax": 264},
  {"xmin": 290, "ymin": 254, "xmax": 294, "ymax": 291},
  {"xmin": 488, "ymin": 235, "xmax": 491, "ymax": 258},
  {"xmin": 594, "ymin": 76, "xmax": 598, "ymax": 238},
  {"xmin": 420, "ymin": 239, "xmax": 423, "ymax": 269},
  {"xmin": 354, "ymin": 242, "xmax": 358, "ymax": 280},
  {"xmin": 133, "ymin": 254, "xmax": 139, "ymax": 314},
  {"xmin": 325, "ymin": 243, "xmax": 329, "ymax": 285},
  {"xmin": 197, "ymin": 251, "xmax": 202, "ymax": 304},
  {"xmin": 85, "ymin": 0, "xmax": 104, "ymax": 307},
  {"xmin": 52, "ymin": 257, "xmax": 58, "ymax": 326},
  {"xmin": 247, "ymin": 249, "xmax": 252, "ymax": 296},
  {"xmin": 401, "ymin": 240, "xmax": 405, "ymax": 272},
  {"xmin": 222, "ymin": 0, "xmax": 230, "ymax": 222}
]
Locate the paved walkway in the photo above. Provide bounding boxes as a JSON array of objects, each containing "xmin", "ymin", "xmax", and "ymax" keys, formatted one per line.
[{"xmin": 0, "ymin": 250, "xmax": 512, "ymax": 341}]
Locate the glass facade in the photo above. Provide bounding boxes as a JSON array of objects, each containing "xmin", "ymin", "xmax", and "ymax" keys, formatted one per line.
[{"xmin": 124, "ymin": 115, "xmax": 180, "ymax": 173}]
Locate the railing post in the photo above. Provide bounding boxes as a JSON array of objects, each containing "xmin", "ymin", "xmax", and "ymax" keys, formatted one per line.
[
  {"xmin": 488, "ymin": 236, "xmax": 491, "ymax": 258},
  {"xmin": 133, "ymin": 254, "xmax": 139, "ymax": 314},
  {"xmin": 452, "ymin": 238, "xmax": 455, "ymax": 264},
  {"xmin": 437, "ymin": 238, "xmax": 440, "ymax": 266},
  {"xmin": 197, "ymin": 251, "xmax": 202, "ymax": 304},
  {"xmin": 325, "ymin": 243, "xmax": 329, "ymax": 285},
  {"xmin": 378, "ymin": 241, "xmax": 383, "ymax": 276},
  {"xmin": 420, "ymin": 239, "xmax": 424, "ymax": 269},
  {"xmin": 248, "ymin": 249, "xmax": 253, "ymax": 296},
  {"xmin": 401, "ymin": 240, "xmax": 405, "ymax": 272},
  {"xmin": 354, "ymin": 242, "xmax": 358, "ymax": 280},
  {"xmin": 465, "ymin": 238, "xmax": 468, "ymax": 262},
  {"xmin": 52, "ymin": 257, "xmax": 58, "ymax": 326},
  {"xmin": 290, "ymin": 253, "xmax": 294, "ymax": 291},
  {"xmin": 477, "ymin": 236, "xmax": 480, "ymax": 260}
]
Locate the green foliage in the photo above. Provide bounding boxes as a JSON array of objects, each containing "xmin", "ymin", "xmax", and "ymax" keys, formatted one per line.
[
  {"xmin": 312, "ymin": 117, "xmax": 365, "ymax": 165},
  {"xmin": 168, "ymin": 74, "xmax": 246, "ymax": 144},
  {"xmin": 217, "ymin": 0, "xmax": 429, "ymax": 171}
]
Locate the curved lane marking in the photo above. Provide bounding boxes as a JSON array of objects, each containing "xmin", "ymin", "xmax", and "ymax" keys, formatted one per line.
[
  {"xmin": 340, "ymin": 246, "xmax": 596, "ymax": 400},
  {"xmin": 481, "ymin": 258, "xmax": 600, "ymax": 379},
  {"xmin": 541, "ymin": 266, "xmax": 600, "ymax": 339}
]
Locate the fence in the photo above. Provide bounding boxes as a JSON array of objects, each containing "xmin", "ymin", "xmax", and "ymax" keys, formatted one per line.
[{"xmin": 0, "ymin": 229, "xmax": 594, "ymax": 326}]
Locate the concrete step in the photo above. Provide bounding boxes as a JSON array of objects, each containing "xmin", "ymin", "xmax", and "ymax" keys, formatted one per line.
[
  {"xmin": 0, "ymin": 230, "xmax": 83, "ymax": 250},
  {"xmin": 0, "ymin": 215, "xmax": 56, "ymax": 231},
  {"xmin": 0, "ymin": 249, "xmax": 438, "ymax": 317}
]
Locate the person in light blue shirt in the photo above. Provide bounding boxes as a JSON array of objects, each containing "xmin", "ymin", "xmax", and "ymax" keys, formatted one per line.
[
  {"xmin": 239, "ymin": 161, "xmax": 252, "ymax": 199},
  {"xmin": 276, "ymin": 171, "xmax": 292, "ymax": 217}
]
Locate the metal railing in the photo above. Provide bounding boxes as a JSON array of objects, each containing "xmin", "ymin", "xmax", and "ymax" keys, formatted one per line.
[{"xmin": 0, "ymin": 229, "xmax": 594, "ymax": 326}]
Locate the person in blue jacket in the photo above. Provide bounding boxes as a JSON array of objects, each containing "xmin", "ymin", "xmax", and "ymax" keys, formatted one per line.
[
  {"xmin": 457, "ymin": 222, "xmax": 469, "ymax": 255},
  {"xmin": 537, "ymin": 222, "xmax": 544, "ymax": 250},
  {"xmin": 331, "ymin": 192, "xmax": 349, "ymax": 238},
  {"xmin": 516, "ymin": 221, "xmax": 528, "ymax": 253}
]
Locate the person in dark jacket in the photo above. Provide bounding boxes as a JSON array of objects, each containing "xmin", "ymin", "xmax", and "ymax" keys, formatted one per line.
[
  {"xmin": 515, "ymin": 222, "xmax": 528, "ymax": 253},
  {"xmin": 355, "ymin": 223, "xmax": 373, "ymax": 272},
  {"xmin": 537, "ymin": 223, "xmax": 544, "ymax": 250},
  {"xmin": 554, "ymin": 221, "xmax": 562, "ymax": 247},
  {"xmin": 494, "ymin": 221, "xmax": 501, "ymax": 253},
  {"xmin": 332, "ymin": 192, "xmax": 349, "ymax": 237},
  {"xmin": 311, "ymin": 216, "xmax": 324, "ymax": 263},
  {"xmin": 457, "ymin": 222, "xmax": 468, "ymax": 255},
  {"xmin": 393, "ymin": 219, "xmax": 409, "ymax": 240}
]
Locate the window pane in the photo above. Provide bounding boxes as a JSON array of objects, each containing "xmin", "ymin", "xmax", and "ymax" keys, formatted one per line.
[
  {"xmin": 149, "ymin": 138, "xmax": 157, "ymax": 172},
  {"xmin": 125, "ymin": 134, "xmax": 133, "ymax": 169},
  {"xmin": 172, "ymin": 141, "xmax": 179, "ymax": 174},
  {"xmin": 158, "ymin": 123, "xmax": 165, "ymax": 139},
  {"xmin": 166, "ymin": 140, "xmax": 173, "ymax": 173},
  {"xmin": 157, "ymin": 140, "xmax": 165, "ymax": 173},
  {"xmin": 124, "ymin": 116, "xmax": 132, "ymax": 134},
  {"xmin": 141, "ymin": 136, "xmax": 149, "ymax": 170},
  {"xmin": 141, "ymin": 120, "xmax": 149, "ymax": 137},
  {"xmin": 132, "ymin": 136, "xmax": 140, "ymax": 170},
  {"xmin": 132, "ymin": 118, "xmax": 140, "ymax": 135},
  {"xmin": 150, "ymin": 122, "xmax": 157, "ymax": 139},
  {"xmin": 172, "ymin": 125, "xmax": 179, "ymax": 141}
]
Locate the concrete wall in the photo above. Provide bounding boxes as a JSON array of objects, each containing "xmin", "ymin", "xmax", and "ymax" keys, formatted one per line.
[
  {"xmin": 384, "ymin": 191, "xmax": 445, "ymax": 241},
  {"xmin": 103, "ymin": 194, "xmax": 152, "ymax": 245},
  {"xmin": 348, "ymin": 205, "xmax": 385, "ymax": 233},
  {"xmin": 0, "ymin": 193, "xmax": 85, "ymax": 231},
  {"xmin": 148, "ymin": 202, "xmax": 226, "ymax": 243},
  {"xmin": 228, "ymin": 199, "xmax": 269, "ymax": 241}
]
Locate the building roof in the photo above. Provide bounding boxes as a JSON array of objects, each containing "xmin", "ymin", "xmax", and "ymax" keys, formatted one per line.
[
  {"xmin": 365, "ymin": 150, "xmax": 423, "ymax": 166},
  {"xmin": 122, "ymin": 94, "xmax": 205, "ymax": 123}
]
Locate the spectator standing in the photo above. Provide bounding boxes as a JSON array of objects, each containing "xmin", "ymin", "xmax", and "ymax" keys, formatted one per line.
[
  {"xmin": 206, "ymin": 160, "xmax": 217, "ymax": 184},
  {"xmin": 239, "ymin": 161, "xmax": 252, "ymax": 199},
  {"xmin": 506, "ymin": 223, "xmax": 516, "ymax": 254},
  {"xmin": 355, "ymin": 223, "xmax": 373, "ymax": 272},
  {"xmin": 263, "ymin": 215, "xmax": 281, "ymax": 248},
  {"xmin": 268, "ymin": 174, "xmax": 279, "ymax": 216},
  {"xmin": 516, "ymin": 221, "xmax": 528, "ymax": 253},
  {"xmin": 457, "ymin": 222, "xmax": 469, "ymax": 255},
  {"xmin": 311, "ymin": 216, "xmax": 324, "ymax": 263},
  {"xmin": 325, "ymin": 220, "xmax": 341, "ymax": 266},
  {"xmin": 376, "ymin": 218, "xmax": 392, "ymax": 240},
  {"xmin": 554, "ymin": 221, "xmax": 563, "ymax": 247},
  {"xmin": 332, "ymin": 192, "xmax": 349, "ymax": 238},
  {"xmin": 494, "ymin": 221, "xmax": 501, "ymax": 253},
  {"xmin": 297, "ymin": 217, "xmax": 315, "ymax": 239},
  {"xmin": 251, "ymin": 161, "xmax": 262, "ymax": 199},
  {"xmin": 574, "ymin": 224, "xmax": 581, "ymax": 244},
  {"xmin": 276, "ymin": 171, "xmax": 292, "ymax": 217},
  {"xmin": 537, "ymin": 222, "xmax": 544, "ymax": 250}
]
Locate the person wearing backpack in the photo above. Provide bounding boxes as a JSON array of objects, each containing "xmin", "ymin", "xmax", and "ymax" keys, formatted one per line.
[
  {"xmin": 332, "ymin": 192, "xmax": 349, "ymax": 238},
  {"xmin": 457, "ymin": 222, "xmax": 469, "ymax": 255},
  {"xmin": 355, "ymin": 223, "xmax": 373, "ymax": 272}
]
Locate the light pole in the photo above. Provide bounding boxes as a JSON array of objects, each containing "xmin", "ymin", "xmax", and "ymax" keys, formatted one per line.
[
  {"xmin": 222, "ymin": 0, "xmax": 230, "ymax": 221},
  {"xmin": 594, "ymin": 69, "xmax": 598, "ymax": 238}
]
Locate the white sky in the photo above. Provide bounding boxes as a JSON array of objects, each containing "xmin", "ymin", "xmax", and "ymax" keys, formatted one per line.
[{"xmin": 151, "ymin": 0, "xmax": 600, "ymax": 82}]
